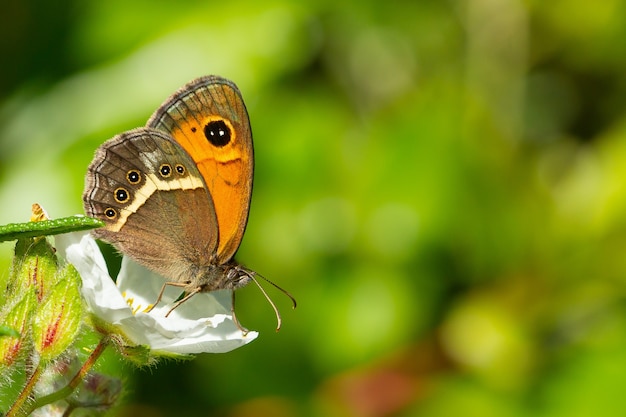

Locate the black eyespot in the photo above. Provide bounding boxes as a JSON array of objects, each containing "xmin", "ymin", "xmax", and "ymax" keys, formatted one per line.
[
  {"xmin": 204, "ymin": 120, "xmax": 231, "ymax": 147},
  {"xmin": 160, "ymin": 164, "xmax": 172, "ymax": 177},
  {"xmin": 191, "ymin": 127, "xmax": 197, "ymax": 133},
  {"xmin": 104, "ymin": 208, "xmax": 117, "ymax": 219},
  {"xmin": 175, "ymin": 164, "xmax": 185, "ymax": 175},
  {"xmin": 114, "ymin": 187, "xmax": 129, "ymax": 203},
  {"xmin": 127, "ymin": 170, "xmax": 141, "ymax": 184}
]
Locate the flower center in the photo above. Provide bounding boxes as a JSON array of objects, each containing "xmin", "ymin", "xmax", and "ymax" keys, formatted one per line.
[{"xmin": 121, "ymin": 291, "xmax": 153, "ymax": 315}]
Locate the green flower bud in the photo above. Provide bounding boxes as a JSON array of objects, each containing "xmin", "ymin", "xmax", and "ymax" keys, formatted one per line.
[
  {"xmin": 0, "ymin": 290, "xmax": 36, "ymax": 368},
  {"xmin": 7, "ymin": 237, "xmax": 59, "ymax": 305},
  {"xmin": 32, "ymin": 264, "xmax": 83, "ymax": 362}
]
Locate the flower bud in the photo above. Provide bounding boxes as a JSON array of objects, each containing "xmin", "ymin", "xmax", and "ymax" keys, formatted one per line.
[
  {"xmin": 32, "ymin": 264, "xmax": 83, "ymax": 362},
  {"xmin": 0, "ymin": 290, "xmax": 36, "ymax": 368},
  {"xmin": 7, "ymin": 237, "xmax": 59, "ymax": 304}
]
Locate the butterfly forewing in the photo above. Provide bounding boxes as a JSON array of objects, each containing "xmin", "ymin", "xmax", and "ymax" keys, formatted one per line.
[
  {"xmin": 83, "ymin": 127, "xmax": 220, "ymax": 282},
  {"xmin": 147, "ymin": 76, "xmax": 254, "ymax": 264}
]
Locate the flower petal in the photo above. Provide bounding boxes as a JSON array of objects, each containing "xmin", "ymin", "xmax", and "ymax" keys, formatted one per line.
[{"xmin": 56, "ymin": 232, "xmax": 133, "ymax": 323}]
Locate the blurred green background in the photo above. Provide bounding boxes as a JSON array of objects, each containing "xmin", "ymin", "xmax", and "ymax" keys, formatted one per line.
[{"xmin": 2, "ymin": 0, "xmax": 626, "ymax": 416}]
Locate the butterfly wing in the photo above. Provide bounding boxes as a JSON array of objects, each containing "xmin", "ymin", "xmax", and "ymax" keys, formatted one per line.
[
  {"xmin": 147, "ymin": 76, "xmax": 253, "ymax": 264},
  {"xmin": 83, "ymin": 127, "xmax": 219, "ymax": 283}
]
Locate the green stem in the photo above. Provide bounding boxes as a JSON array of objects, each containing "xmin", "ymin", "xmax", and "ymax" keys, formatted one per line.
[
  {"xmin": 62, "ymin": 403, "xmax": 77, "ymax": 417},
  {"xmin": 6, "ymin": 362, "xmax": 44, "ymax": 417},
  {"xmin": 20, "ymin": 337, "xmax": 109, "ymax": 416}
]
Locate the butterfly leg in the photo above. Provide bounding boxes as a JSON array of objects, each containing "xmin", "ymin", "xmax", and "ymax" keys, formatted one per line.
[
  {"xmin": 165, "ymin": 286, "xmax": 202, "ymax": 317},
  {"xmin": 145, "ymin": 281, "xmax": 189, "ymax": 313},
  {"xmin": 231, "ymin": 290, "xmax": 249, "ymax": 336}
]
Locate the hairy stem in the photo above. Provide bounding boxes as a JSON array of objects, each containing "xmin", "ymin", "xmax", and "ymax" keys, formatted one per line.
[
  {"xmin": 20, "ymin": 336, "xmax": 109, "ymax": 416},
  {"xmin": 6, "ymin": 362, "xmax": 43, "ymax": 417}
]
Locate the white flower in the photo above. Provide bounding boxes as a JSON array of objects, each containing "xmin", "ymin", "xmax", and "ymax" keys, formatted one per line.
[{"xmin": 55, "ymin": 232, "xmax": 257, "ymax": 355}]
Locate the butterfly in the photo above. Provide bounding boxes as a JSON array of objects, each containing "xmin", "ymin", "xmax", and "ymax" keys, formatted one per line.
[{"xmin": 83, "ymin": 76, "xmax": 295, "ymax": 331}]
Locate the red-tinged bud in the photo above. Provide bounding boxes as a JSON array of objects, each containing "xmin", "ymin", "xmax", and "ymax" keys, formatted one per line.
[
  {"xmin": 0, "ymin": 291, "xmax": 36, "ymax": 368},
  {"xmin": 7, "ymin": 237, "xmax": 59, "ymax": 305},
  {"xmin": 32, "ymin": 265, "xmax": 83, "ymax": 362}
]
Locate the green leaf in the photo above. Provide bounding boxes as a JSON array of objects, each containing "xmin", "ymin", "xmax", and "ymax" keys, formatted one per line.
[
  {"xmin": 0, "ymin": 326, "xmax": 20, "ymax": 339},
  {"xmin": 0, "ymin": 216, "xmax": 104, "ymax": 242}
]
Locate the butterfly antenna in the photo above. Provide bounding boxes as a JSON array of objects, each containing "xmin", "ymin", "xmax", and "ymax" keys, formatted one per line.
[
  {"xmin": 256, "ymin": 273, "xmax": 297, "ymax": 309},
  {"xmin": 248, "ymin": 273, "xmax": 297, "ymax": 332}
]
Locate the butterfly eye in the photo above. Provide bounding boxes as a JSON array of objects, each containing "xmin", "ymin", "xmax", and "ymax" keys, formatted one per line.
[
  {"xmin": 104, "ymin": 208, "xmax": 117, "ymax": 219},
  {"xmin": 127, "ymin": 170, "xmax": 141, "ymax": 184},
  {"xmin": 204, "ymin": 120, "xmax": 231, "ymax": 147},
  {"xmin": 114, "ymin": 187, "xmax": 130, "ymax": 203},
  {"xmin": 159, "ymin": 164, "xmax": 172, "ymax": 178},
  {"xmin": 175, "ymin": 164, "xmax": 185, "ymax": 175}
]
